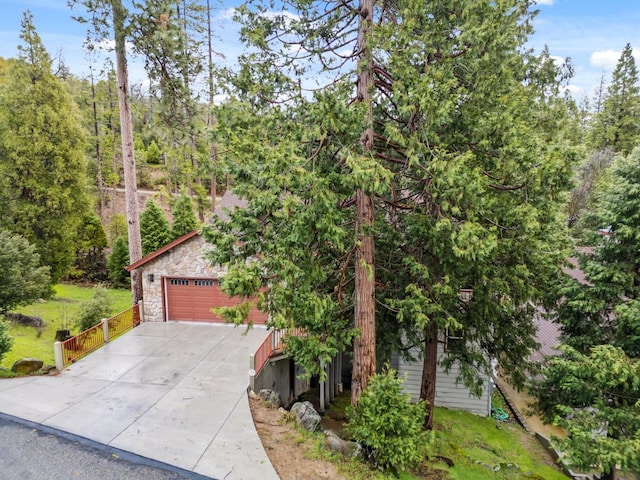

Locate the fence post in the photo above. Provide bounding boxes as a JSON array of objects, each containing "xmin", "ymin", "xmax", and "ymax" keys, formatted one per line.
[
  {"xmin": 102, "ymin": 318, "xmax": 109, "ymax": 343},
  {"xmin": 249, "ymin": 354, "xmax": 256, "ymax": 393},
  {"xmin": 137, "ymin": 299, "xmax": 144, "ymax": 324},
  {"xmin": 54, "ymin": 341, "xmax": 64, "ymax": 371}
]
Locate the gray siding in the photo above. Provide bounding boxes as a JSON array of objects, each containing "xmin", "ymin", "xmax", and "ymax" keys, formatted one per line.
[{"xmin": 395, "ymin": 343, "xmax": 492, "ymax": 417}]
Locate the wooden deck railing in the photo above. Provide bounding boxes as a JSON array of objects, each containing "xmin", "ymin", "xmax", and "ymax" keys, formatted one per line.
[
  {"xmin": 252, "ymin": 328, "xmax": 304, "ymax": 376},
  {"xmin": 56, "ymin": 303, "xmax": 140, "ymax": 369}
]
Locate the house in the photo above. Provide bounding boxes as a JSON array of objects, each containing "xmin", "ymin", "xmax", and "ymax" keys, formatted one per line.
[
  {"xmin": 126, "ymin": 193, "xmax": 267, "ymax": 324},
  {"xmin": 124, "ymin": 192, "xmax": 315, "ymax": 406},
  {"xmin": 392, "ymin": 341, "xmax": 493, "ymax": 417}
]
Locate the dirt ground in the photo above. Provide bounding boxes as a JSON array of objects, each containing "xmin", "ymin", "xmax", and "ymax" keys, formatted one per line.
[{"xmin": 248, "ymin": 393, "xmax": 348, "ymax": 480}]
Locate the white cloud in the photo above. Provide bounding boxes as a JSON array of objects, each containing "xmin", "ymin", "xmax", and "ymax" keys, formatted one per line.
[
  {"xmin": 590, "ymin": 49, "xmax": 620, "ymax": 69},
  {"xmin": 566, "ymin": 84, "xmax": 585, "ymax": 98},
  {"xmin": 550, "ymin": 55, "xmax": 565, "ymax": 65},
  {"xmin": 536, "ymin": 0, "xmax": 554, "ymax": 5},
  {"xmin": 217, "ymin": 8, "xmax": 237, "ymax": 22}
]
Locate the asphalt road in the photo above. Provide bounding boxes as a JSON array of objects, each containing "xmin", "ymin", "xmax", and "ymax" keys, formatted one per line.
[{"xmin": 0, "ymin": 414, "xmax": 215, "ymax": 480}]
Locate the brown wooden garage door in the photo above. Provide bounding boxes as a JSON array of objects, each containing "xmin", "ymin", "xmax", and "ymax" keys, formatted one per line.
[{"xmin": 165, "ymin": 277, "xmax": 267, "ymax": 324}]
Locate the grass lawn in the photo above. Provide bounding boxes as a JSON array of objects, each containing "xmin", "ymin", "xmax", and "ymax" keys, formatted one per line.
[
  {"xmin": 1, "ymin": 284, "xmax": 132, "ymax": 370},
  {"xmin": 428, "ymin": 407, "xmax": 568, "ymax": 479}
]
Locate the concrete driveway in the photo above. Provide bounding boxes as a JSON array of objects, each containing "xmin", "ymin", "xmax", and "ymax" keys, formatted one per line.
[{"xmin": 0, "ymin": 322, "xmax": 279, "ymax": 480}]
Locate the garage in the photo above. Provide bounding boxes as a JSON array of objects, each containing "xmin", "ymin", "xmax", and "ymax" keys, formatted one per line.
[
  {"xmin": 125, "ymin": 192, "xmax": 268, "ymax": 324},
  {"xmin": 164, "ymin": 277, "xmax": 267, "ymax": 324}
]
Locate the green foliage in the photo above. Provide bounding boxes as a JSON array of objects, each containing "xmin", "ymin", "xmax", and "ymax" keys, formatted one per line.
[
  {"xmin": 567, "ymin": 148, "xmax": 615, "ymax": 230},
  {"xmin": 347, "ymin": 368, "xmax": 432, "ymax": 475},
  {"xmin": 0, "ymin": 230, "xmax": 51, "ymax": 314},
  {"xmin": 558, "ymin": 147, "xmax": 640, "ymax": 356},
  {"xmin": 530, "ymin": 345, "xmax": 640, "ymax": 478},
  {"xmin": 146, "ymin": 139, "xmax": 161, "ymax": 164},
  {"xmin": 207, "ymin": 0, "xmax": 577, "ymax": 399},
  {"xmin": 73, "ymin": 212, "xmax": 108, "ymax": 282},
  {"xmin": 75, "ymin": 287, "xmax": 113, "ymax": 332},
  {"xmin": 0, "ymin": 12, "xmax": 90, "ymax": 283},
  {"xmin": 171, "ymin": 192, "xmax": 199, "ymax": 239},
  {"xmin": 107, "ymin": 236, "xmax": 130, "ymax": 288},
  {"xmin": 107, "ymin": 214, "xmax": 128, "ymax": 246},
  {"xmin": 140, "ymin": 199, "xmax": 172, "ymax": 256},
  {"xmin": 0, "ymin": 318, "xmax": 14, "ymax": 363},
  {"xmin": 590, "ymin": 44, "xmax": 640, "ymax": 155}
]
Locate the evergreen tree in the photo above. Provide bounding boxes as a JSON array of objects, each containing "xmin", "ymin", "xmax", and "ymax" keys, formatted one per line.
[
  {"xmin": 0, "ymin": 11, "xmax": 90, "ymax": 283},
  {"xmin": 0, "ymin": 230, "xmax": 51, "ymax": 313},
  {"xmin": 556, "ymin": 147, "xmax": 640, "ymax": 357},
  {"xmin": 107, "ymin": 236, "xmax": 130, "ymax": 288},
  {"xmin": 140, "ymin": 199, "xmax": 172, "ymax": 256},
  {"xmin": 73, "ymin": 212, "xmax": 108, "ymax": 282},
  {"xmin": 530, "ymin": 345, "xmax": 640, "ymax": 480},
  {"xmin": 107, "ymin": 213, "xmax": 128, "ymax": 246},
  {"xmin": 590, "ymin": 44, "xmax": 640, "ymax": 155},
  {"xmin": 171, "ymin": 193, "xmax": 199, "ymax": 239},
  {"xmin": 207, "ymin": 0, "xmax": 577, "ymax": 419}
]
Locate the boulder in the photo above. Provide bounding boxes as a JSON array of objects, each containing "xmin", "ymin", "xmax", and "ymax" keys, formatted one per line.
[
  {"xmin": 258, "ymin": 389, "xmax": 283, "ymax": 408},
  {"xmin": 324, "ymin": 430, "xmax": 362, "ymax": 458},
  {"xmin": 290, "ymin": 401, "xmax": 321, "ymax": 432},
  {"xmin": 11, "ymin": 358, "xmax": 44, "ymax": 375}
]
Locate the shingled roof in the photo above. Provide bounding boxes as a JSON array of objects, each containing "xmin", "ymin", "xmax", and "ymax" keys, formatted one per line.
[{"xmin": 126, "ymin": 190, "xmax": 247, "ymax": 271}]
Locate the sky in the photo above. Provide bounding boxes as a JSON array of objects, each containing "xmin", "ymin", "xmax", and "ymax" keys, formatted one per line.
[{"xmin": 0, "ymin": 0, "xmax": 638, "ymax": 103}]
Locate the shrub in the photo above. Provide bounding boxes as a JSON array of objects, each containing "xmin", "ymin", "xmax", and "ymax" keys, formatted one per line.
[
  {"xmin": 76, "ymin": 287, "xmax": 112, "ymax": 332},
  {"xmin": 107, "ymin": 236, "xmax": 130, "ymax": 288},
  {"xmin": 0, "ymin": 318, "xmax": 13, "ymax": 363},
  {"xmin": 347, "ymin": 367, "xmax": 432, "ymax": 476}
]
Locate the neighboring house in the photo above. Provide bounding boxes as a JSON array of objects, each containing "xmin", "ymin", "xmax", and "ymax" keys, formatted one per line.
[
  {"xmin": 392, "ymin": 341, "xmax": 493, "ymax": 417},
  {"xmin": 393, "ymin": 289, "xmax": 493, "ymax": 417},
  {"xmin": 126, "ymin": 192, "xmax": 267, "ymax": 325},
  {"xmin": 393, "ymin": 310, "xmax": 562, "ymax": 418}
]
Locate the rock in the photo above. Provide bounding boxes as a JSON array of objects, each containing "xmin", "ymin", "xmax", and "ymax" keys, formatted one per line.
[
  {"xmin": 39, "ymin": 365, "xmax": 57, "ymax": 375},
  {"xmin": 290, "ymin": 401, "xmax": 321, "ymax": 432},
  {"xmin": 11, "ymin": 358, "xmax": 44, "ymax": 375},
  {"xmin": 324, "ymin": 430, "xmax": 362, "ymax": 458},
  {"xmin": 4, "ymin": 313, "xmax": 44, "ymax": 328},
  {"xmin": 258, "ymin": 389, "xmax": 283, "ymax": 408}
]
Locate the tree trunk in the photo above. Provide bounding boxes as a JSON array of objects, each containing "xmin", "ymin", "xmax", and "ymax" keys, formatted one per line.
[
  {"xmin": 207, "ymin": 0, "xmax": 217, "ymax": 215},
  {"xmin": 89, "ymin": 65, "xmax": 105, "ymax": 219},
  {"xmin": 420, "ymin": 322, "xmax": 438, "ymax": 430},
  {"xmin": 351, "ymin": 0, "xmax": 376, "ymax": 406},
  {"xmin": 112, "ymin": 0, "xmax": 143, "ymax": 304},
  {"xmin": 602, "ymin": 464, "xmax": 616, "ymax": 480}
]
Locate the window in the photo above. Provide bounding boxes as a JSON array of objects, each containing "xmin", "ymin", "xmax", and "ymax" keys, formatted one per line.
[
  {"xmin": 194, "ymin": 279, "xmax": 214, "ymax": 287},
  {"xmin": 170, "ymin": 279, "xmax": 189, "ymax": 286},
  {"xmin": 444, "ymin": 328, "xmax": 464, "ymax": 353}
]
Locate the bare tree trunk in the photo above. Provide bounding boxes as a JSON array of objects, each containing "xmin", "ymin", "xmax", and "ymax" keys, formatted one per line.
[
  {"xmin": 112, "ymin": 0, "xmax": 143, "ymax": 304},
  {"xmin": 207, "ymin": 0, "xmax": 217, "ymax": 215},
  {"xmin": 351, "ymin": 0, "xmax": 376, "ymax": 406},
  {"xmin": 89, "ymin": 64, "xmax": 105, "ymax": 219},
  {"xmin": 420, "ymin": 322, "xmax": 438, "ymax": 430}
]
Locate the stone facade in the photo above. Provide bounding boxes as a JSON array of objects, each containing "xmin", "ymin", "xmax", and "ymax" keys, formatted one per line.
[{"xmin": 139, "ymin": 235, "xmax": 226, "ymax": 322}]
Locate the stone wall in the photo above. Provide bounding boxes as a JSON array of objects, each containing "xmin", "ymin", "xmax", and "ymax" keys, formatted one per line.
[{"xmin": 140, "ymin": 235, "xmax": 226, "ymax": 322}]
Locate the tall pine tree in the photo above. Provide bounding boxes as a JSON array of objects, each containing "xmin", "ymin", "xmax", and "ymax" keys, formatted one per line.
[
  {"xmin": 171, "ymin": 192, "xmax": 199, "ymax": 239},
  {"xmin": 206, "ymin": 0, "xmax": 577, "ymax": 419},
  {"xmin": 590, "ymin": 44, "xmax": 640, "ymax": 155},
  {"xmin": 140, "ymin": 199, "xmax": 172, "ymax": 256},
  {"xmin": 0, "ymin": 11, "xmax": 90, "ymax": 283}
]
